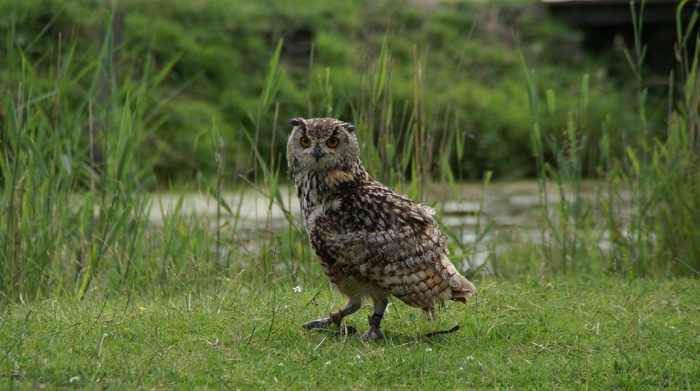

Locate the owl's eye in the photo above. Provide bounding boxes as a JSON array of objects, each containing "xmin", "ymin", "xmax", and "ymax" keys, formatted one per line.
[
  {"xmin": 326, "ymin": 136, "xmax": 340, "ymax": 148},
  {"xmin": 300, "ymin": 136, "xmax": 311, "ymax": 148}
]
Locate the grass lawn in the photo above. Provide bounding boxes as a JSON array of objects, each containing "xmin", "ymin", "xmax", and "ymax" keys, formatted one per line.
[
  {"xmin": 2, "ymin": 276, "xmax": 698, "ymax": 389},
  {"xmin": 2, "ymin": 3, "xmax": 699, "ymax": 390}
]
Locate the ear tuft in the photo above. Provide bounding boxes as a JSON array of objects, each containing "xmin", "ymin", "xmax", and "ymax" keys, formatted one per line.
[
  {"xmin": 290, "ymin": 118, "xmax": 306, "ymax": 127},
  {"xmin": 344, "ymin": 122, "xmax": 356, "ymax": 133}
]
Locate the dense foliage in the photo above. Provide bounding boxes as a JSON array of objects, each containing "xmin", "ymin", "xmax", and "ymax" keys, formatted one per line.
[{"xmin": 1, "ymin": 0, "xmax": 656, "ymax": 181}]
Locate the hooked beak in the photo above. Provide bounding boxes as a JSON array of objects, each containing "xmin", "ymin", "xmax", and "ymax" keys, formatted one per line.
[{"xmin": 313, "ymin": 144, "xmax": 323, "ymax": 162}]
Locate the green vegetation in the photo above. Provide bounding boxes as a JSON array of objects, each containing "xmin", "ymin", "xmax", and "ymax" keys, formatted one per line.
[
  {"xmin": 501, "ymin": 1, "xmax": 700, "ymax": 279},
  {"xmin": 2, "ymin": 278, "xmax": 699, "ymax": 389},
  {"xmin": 2, "ymin": 0, "xmax": 653, "ymax": 181},
  {"xmin": 1, "ymin": 0, "xmax": 699, "ymax": 388}
]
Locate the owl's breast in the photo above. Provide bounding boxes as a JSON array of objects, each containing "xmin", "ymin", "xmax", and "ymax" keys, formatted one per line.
[{"xmin": 303, "ymin": 198, "xmax": 342, "ymax": 229}]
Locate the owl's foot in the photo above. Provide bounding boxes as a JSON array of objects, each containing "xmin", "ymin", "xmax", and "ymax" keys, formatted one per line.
[
  {"xmin": 301, "ymin": 317, "xmax": 335, "ymax": 330},
  {"xmin": 362, "ymin": 315, "xmax": 384, "ymax": 341},
  {"xmin": 302, "ymin": 317, "xmax": 357, "ymax": 336},
  {"xmin": 301, "ymin": 309, "xmax": 344, "ymax": 330},
  {"xmin": 313, "ymin": 324, "xmax": 357, "ymax": 336},
  {"xmin": 362, "ymin": 326, "xmax": 384, "ymax": 340},
  {"xmin": 302, "ymin": 301, "xmax": 362, "ymax": 336}
]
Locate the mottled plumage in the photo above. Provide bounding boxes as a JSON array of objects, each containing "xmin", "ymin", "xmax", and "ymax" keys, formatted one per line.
[{"xmin": 287, "ymin": 117, "xmax": 476, "ymax": 339}]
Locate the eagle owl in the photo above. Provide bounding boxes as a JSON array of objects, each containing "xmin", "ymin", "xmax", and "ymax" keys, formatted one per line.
[{"xmin": 286, "ymin": 117, "xmax": 476, "ymax": 339}]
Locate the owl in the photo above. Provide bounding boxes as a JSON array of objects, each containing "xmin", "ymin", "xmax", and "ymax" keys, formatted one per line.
[{"xmin": 286, "ymin": 117, "xmax": 476, "ymax": 340}]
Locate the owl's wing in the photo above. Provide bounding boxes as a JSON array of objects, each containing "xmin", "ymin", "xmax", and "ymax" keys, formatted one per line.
[{"xmin": 309, "ymin": 183, "xmax": 460, "ymax": 305}]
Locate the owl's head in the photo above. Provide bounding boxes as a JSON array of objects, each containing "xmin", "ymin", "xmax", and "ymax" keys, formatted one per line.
[{"xmin": 286, "ymin": 117, "xmax": 361, "ymax": 174}]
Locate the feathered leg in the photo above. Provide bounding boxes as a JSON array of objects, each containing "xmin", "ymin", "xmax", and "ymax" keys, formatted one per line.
[{"xmin": 363, "ymin": 297, "xmax": 389, "ymax": 340}]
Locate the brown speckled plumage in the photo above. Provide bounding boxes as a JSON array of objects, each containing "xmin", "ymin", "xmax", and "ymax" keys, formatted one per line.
[{"xmin": 287, "ymin": 117, "xmax": 476, "ymax": 339}]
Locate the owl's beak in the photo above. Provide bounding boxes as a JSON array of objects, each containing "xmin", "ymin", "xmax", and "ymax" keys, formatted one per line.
[{"xmin": 313, "ymin": 144, "xmax": 323, "ymax": 162}]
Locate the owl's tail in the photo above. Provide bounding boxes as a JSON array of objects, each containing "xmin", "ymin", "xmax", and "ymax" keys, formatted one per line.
[
  {"xmin": 450, "ymin": 274, "xmax": 476, "ymax": 304},
  {"xmin": 438, "ymin": 255, "xmax": 477, "ymax": 304}
]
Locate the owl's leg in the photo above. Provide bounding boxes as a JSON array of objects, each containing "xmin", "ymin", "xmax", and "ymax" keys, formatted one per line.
[
  {"xmin": 302, "ymin": 300, "xmax": 361, "ymax": 332},
  {"xmin": 422, "ymin": 306, "xmax": 435, "ymax": 321},
  {"xmin": 363, "ymin": 297, "xmax": 389, "ymax": 341},
  {"xmin": 330, "ymin": 300, "xmax": 362, "ymax": 325}
]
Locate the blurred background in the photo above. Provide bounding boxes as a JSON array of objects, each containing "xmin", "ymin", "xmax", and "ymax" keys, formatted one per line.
[
  {"xmin": 1, "ymin": 0, "xmax": 698, "ymax": 299},
  {"xmin": 2, "ymin": 0, "xmax": 692, "ymax": 182}
]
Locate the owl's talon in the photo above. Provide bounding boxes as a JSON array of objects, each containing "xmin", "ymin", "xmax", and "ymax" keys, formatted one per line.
[
  {"xmin": 339, "ymin": 325, "xmax": 357, "ymax": 336},
  {"xmin": 362, "ymin": 326, "xmax": 384, "ymax": 341},
  {"xmin": 302, "ymin": 317, "xmax": 335, "ymax": 330},
  {"xmin": 362, "ymin": 315, "xmax": 384, "ymax": 340},
  {"xmin": 312, "ymin": 325, "xmax": 357, "ymax": 336}
]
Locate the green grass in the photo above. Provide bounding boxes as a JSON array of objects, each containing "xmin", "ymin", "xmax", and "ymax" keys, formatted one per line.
[
  {"xmin": 1, "ymin": 2, "xmax": 700, "ymax": 389},
  {"xmin": 2, "ymin": 277, "xmax": 698, "ymax": 389}
]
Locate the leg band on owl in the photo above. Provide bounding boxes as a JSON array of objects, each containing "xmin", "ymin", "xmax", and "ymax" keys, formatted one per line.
[
  {"xmin": 371, "ymin": 312, "xmax": 383, "ymax": 319},
  {"xmin": 367, "ymin": 315, "xmax": 382, "ymax": 329}
]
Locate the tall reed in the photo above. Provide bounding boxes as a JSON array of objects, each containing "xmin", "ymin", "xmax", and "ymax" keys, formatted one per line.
[
  {"xmin": 0, "ymin": 10, "xmax": 232, "ymax": 301},
  {"xmin": 517, "ymin": 2, "xmax": 699, "ymax": 277},
  {"xmin": 5, "ymin": 4, "xmax": 698, "ymax": 306},
  {"xmin": 1, "ymin": 11, "xmax": 148, "ymax": 300}
]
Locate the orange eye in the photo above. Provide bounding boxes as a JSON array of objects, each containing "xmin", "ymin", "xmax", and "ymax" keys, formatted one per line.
[
  {"xmin": 300, "ymin": 136, "xmax": 311, "ymax": 148},
  {"xmin": 326, "ymin": 136, "xmax": 339, "ymax": 148}
]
